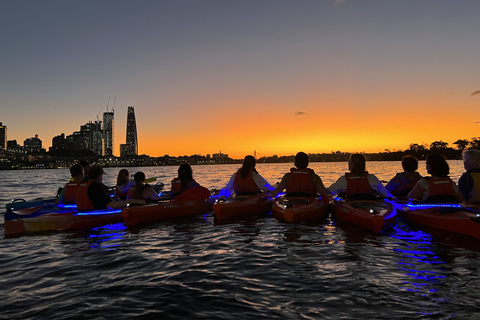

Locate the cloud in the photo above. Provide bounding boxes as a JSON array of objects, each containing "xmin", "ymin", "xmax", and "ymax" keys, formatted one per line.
[
  {"xmin": 333, "ymin": 0, "xmax": 345, "ymax": 5},
  {"xmin": 471, "ymin": 90, "xmax": 480, "ymax": 96},
  {"xmin": 294, "ymin": 111, "xmax": 307, "ymax": 116}
]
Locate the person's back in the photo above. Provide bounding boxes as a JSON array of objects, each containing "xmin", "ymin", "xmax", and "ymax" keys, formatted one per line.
[
  {"xmin": 386, "ymin": 156, "xmax": 422, "ymax": 197},
  {"xmin": 270, "ymin": 152, "xmax": 331, "ymax": 198},
  {"xmin": 328, "ymin": 153, "xmax": 392, "ymax": 199},
  {"xmin": 459, "ymin": 149, "xmax": 480, "ymax": 203},
  {"xmin": 131, "ymin": 172, "xmax": 160, "ymax": 201},
  {"xmin": 57, "ymin": 164, "xmax": 84, "ymax": 204},
  {"xmin": 408, "ymin": 153, "xmax": 464, "ymax": 203}
]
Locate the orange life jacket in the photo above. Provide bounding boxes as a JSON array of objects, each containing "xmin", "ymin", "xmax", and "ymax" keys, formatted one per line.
[
  {"xmin": 75, "ymin": 181, "xmax": 94, "ymax": 211},
  {"xmin": 233, "ymin": 168, "xmax": 259, "ymax": 195},
  {"xmin": 126, "ymin": 184, "xmax": 136, "ymax": 200},
  {"xmin": 345, "ymin": 172, "xmax": 375, "ymax": 197},
  {"xmin": 286, "ymin": 168, "xmax": 317, "ymax": 196},
  {"xmin": 171, "ymin": 178, "xmax": 183, "ymax": 195},
  {"xmin": 428, "ymin": 177, "xmax": 456, "ymax": 197},
  {"xmin": 64, "ymin": 181, "xmax": 81, "ymax": 203}
]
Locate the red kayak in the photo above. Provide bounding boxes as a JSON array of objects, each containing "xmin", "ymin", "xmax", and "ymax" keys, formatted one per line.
[
  {"xmin": 393, "ymin": 201, "xmax": 480, "ymax": 239},
  {"xmin": 213, "ymin": 195, "xmax": 273, "ymax": 220},
  {"xmin": 272, "ymin": 196, "xmax": 330, "ymax": 223},
  {"xmin": 332, "ymin": 198, "xmax": 397, "ymax": 232}
]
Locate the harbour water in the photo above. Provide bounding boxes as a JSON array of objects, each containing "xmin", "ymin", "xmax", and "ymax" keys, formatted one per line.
[{"xmin": 1, "ymin": 161, "xmax": 480, "ymax": 319}]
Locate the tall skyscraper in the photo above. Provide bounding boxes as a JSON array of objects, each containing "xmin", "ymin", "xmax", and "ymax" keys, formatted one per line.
[
  {"xmin": 125, "ymin": 106, "xmax": 138, "ymax": 156},
  {"xmin": 103, "ymin": 110, "xmax": 114, "ymax": 156},
  {"xmin": 0, "ymin": 122, "xmax": 6, "ymax": 150}
]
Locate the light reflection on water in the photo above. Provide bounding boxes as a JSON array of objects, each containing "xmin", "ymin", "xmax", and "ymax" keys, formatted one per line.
[{"xmin": 1, "ymin": 160, "xmax": 479, "ymax": 319}]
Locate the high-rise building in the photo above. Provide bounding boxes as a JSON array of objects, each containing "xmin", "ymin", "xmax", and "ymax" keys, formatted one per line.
[
  {"xmin": 92, "ymin": 120, "xmax": 103, "ymax": 156},
  {"xmin": 0, "ymin": 122, "xmax": 6, "ymax": 150},
  {"xmin": 103, "ymin": 110, "xmax": 114, "ymax": 156},
  {"xmin": 125, "ymin": 106, "xmax": 138, "ymax": 156},
  {"xmin": 24, "ymin": 134, "xmax": 43, "ymax": 153}
]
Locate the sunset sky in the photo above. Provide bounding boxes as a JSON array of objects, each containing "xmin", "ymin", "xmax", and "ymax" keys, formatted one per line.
[{"xmin": 2, "ymin": 0, "xmax": 480, "ymax": 159}]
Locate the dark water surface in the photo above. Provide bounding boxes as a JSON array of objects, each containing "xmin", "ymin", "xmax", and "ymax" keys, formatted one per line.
[{"xmin": 1, "ymin": 162, "xmax": 480, "ymax": 319}]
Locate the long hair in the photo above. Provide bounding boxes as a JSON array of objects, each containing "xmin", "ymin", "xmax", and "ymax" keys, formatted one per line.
[
  {"xmin": 133, "ymin": 171, "xmax": 146, "ymax": 199},
  {"xmin": 178, "ymin": 163, "xmax": 194, "ymax": 191},
  {"xmin": 349, "ymin": 154, "xmax": 366, "ymax": 175},
  {"xmin": 240, "ymin": 156, "xmax": 256, "ymax": 179},
  {"xmin": 116, "ymin": 169, "xmax": 130, "ymax": 186},
  {"xmin": 426, "ymin": 154, "xmax": 450, "ymax": 177}
]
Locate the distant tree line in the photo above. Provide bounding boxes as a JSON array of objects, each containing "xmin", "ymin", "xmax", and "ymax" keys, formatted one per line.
[{"xmin": 257, "ymin": 138, "xmax": 480, "ymax": 163}]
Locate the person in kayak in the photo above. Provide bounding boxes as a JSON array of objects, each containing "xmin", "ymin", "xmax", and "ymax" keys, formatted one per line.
[
  {"xmin": 458, "ymin": 149, "xmax": 480, "ymax": 203},
  {"xmin": 218, "ymin": 155, "xmax": 274, "ymax": 197},
  {"xmin": 408, "ymin": 153, "xmax": 464, "ymax": 203},
  {"xmin": 75, "ymin": 165, "xmax": 145, "ymax": 210},
  {"xmin": 115, "ymin": 169, "xmax": 134, "ymax": 200},
  {"xmin": 267, "ymin": 152, "xmax": 331, "ymax": 198},
  {"xmin": 56, "ymin": 164, "xmax": 85, "ymax": 204},
  {"xmin": 170, "ymin": 163, "xmax": 202, "ymax": 196},
  {"xmin": 328, "ymin": 153, "xmax": 392, "ymax": 199},
  {"xmin": 385, "ymin": 155, "xmax": 422, "ymax": 197},
  {"xmin": 129, "ymin": 171, "xmax": 161, "ymax": 201}
]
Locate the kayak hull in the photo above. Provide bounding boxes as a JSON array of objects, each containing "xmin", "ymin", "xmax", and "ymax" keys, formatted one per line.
[
  {"xmin": 4, "ymin": 206, "xmax": 123, "ymax": 235},
  {"xmin": 213, "ymin": 195, "xmax": 273, "ymax": 220},
  {"xmin": 121, "ymin": 199, "xmax": 213, "ymax": 227},
  {"xmin": 394, "ymin": 201, "xmax": 480, "ymax": 239},
  {"xmin": 332, "ymin": 199, "xmax": 397, "ymax": 233},
  {"xmin": 272, "ymin": 196, "xmax": 329, "ymax": 223}
]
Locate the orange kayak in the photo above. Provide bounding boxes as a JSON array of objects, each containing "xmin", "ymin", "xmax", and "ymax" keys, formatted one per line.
[
  {"xmin": 121, "ymin": 199, "xmax": 212, "ymax": 227},
  {"xmin": 213, "ymin": 195, "xmax": 273, "ymax": 220},
  {"xmin": 272, "ymin": 196, "xmax": 330, "ymax": 223},
  {"xmin": 4, "ymin": 205, "xmax": 123, "ymax": 235},
  {"xmin": 332, "ymin": 198, "xmax": 397, "ymax": 232},
  {"xmin": 394, "ymin": 201, "xmax": 480, "ymax": 239}
]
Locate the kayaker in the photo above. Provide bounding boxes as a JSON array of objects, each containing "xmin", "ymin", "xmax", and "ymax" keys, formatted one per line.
[
  {"xmin": 217, "ymin": 155, "xmax": 274, "ymax": 197},
  {"xmin": 171, "ymin": 163, "xmax": 203, "ymax": 196},
  {"xmin": 55, "ymin": 164, "xmax": 84, "ymax": 204},
  {"xmin": 115, "ymin": 169, "xmax": 134, "ymax": 200},
  {"xmin": 129, "ymin": 171, "xmax": 161, "ymax": 201},
  {"xmin": 408, "ymin": 153, "xmax": 465, "ymax": 203},
  {"xmin": 268, "ymin": 152, "xmax": 332, "ymax": 198},
  {"xmin": 79, "ymin": 160, "xmax": 92, "ymax": 182},
  {"xmin": 458, "ymin": 149, "xmax": 480, "ymax": 203},
  {"xmin": 385, "ymin": 155, "xmax": 422, "ymax": 197},
  {"xmin": 75, "ymin": 165, "xmax": 145, "ymax": 210},
  {"xmin": 328, "ymin": 153, "xmax": 393, "ymax": 199}
]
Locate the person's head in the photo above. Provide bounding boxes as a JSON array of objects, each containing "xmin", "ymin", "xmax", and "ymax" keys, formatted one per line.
[
  {"xmin": 70, "ymin": 164, "xmax": 84, "ymax": 180},
  {"xmin": 134, "ymin": 171, "xmax": 146, "ymax": 184},
  {"xmin": 294, "ymin": 152, "xmax": 309, "ymax": 169},
  {"xmin": 178, "ymin": 163, "xmax": 193, "ymax": 180},
  {"xmin": 117, "ymin": 169, "xmax": 130, "ymax": 186},
  {"xmin": 462, "ymin": 149, "xmax": 480, "ymax": 171},
  {"xmin": 348, "ymin": 153, "xmax": 367, "ymax": 175},
  {"xmin": 401, "ymin": 155, "xmax": 418, "ymax": 173},
  {"xmin": 240, "ymin": 156, "xmax": 256, "ymax": 179},
  {"xmin": 79, "ymin": 160, "xmax": 91, "ymax": 176},
  {"xmin": 426, "ymin": 153, "xmax": 449, "ymax": 177},
  {"xmin": 88, "ymin": 165, "xmax": 105, "ymax": 181}
]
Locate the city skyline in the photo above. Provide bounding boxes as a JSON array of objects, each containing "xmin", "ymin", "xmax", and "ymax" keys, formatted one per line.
[{"xmin": 2, "ymin": 1, "xmax": 480, "ymax": 159}]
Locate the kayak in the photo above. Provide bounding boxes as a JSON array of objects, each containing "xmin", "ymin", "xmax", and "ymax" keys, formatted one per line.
[
  {"xmin": 6, "ymin": 198, "xmax": 58, "ymax": 212},
  {"xmin": 213, "ymin": 195, "xmax": 273, "ymax": 220},
  {"xmin": 393, "ymin": 201, "xmax": 480, "ymax": 239},
  {"xmin": 331, "ymin": 198, "xmax": 397, "ymax": 232},
  {"xmin": 4, "ymin": 204, "xmax": 123, "ymax": 236},
  {"xmin": 121, "ymin": 199, "xmax": 213, "ymax": 227},
  {"xmin": 272, "ymin": 196, "xmax": 330, "ymax": 223}
]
